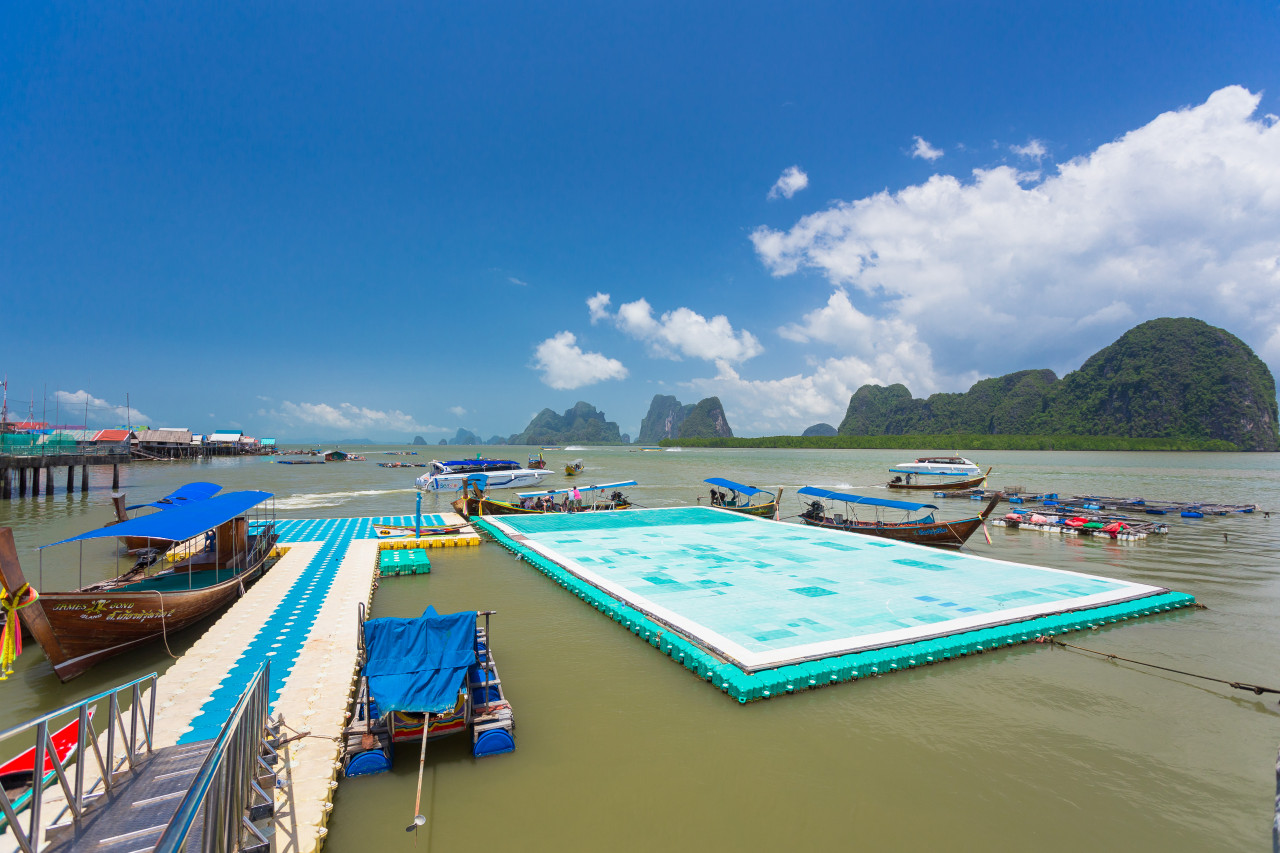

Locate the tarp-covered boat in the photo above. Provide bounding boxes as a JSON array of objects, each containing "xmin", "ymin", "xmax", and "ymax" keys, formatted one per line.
[{"xmin": 452, "ymin": 481, "xmax": 637, "ymax": 518}]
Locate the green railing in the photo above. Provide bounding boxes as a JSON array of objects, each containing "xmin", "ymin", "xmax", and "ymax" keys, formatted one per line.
[{"xmin": 0, "ymin": 444, "xmax": 130, "ymax": 460}]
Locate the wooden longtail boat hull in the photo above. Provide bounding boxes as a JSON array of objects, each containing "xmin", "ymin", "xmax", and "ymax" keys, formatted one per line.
[
  {"xmin": 0, "ymin": 528, "xmax": 278, "ymax": 682},
  {"xmin": 799, "ymin": 514, "xmax": 984, "ymax": 548},
  {"xmin": 887, "ymin": 468, "xmax": 991, "ymax": 491},
  {"xmin": 716, "ymin": 501, "xmax": 778, "ymax": 518},
  {"xmin": 451, "ymin": 495, "xmax": 631, "ymax": 518}
]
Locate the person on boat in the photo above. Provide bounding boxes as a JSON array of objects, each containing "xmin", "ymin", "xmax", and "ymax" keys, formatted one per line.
[
  {"xmin": 709, "ymin": 488, "xmax": 720, "ymax": 506},
  {"xmin": 572, "ymin": 487, "xmax": 582, "ymax": 510}
]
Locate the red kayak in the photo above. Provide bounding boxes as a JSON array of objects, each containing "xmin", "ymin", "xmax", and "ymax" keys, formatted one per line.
[{"xmin": 0, "ymin": 709, "xmax": 94, "ymax": 826}]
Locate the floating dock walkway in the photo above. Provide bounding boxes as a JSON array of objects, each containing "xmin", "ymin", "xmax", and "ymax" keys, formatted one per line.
[
  {"xmin": 5, "ymin": 512, "xmax": 476, "ymax": 853},
  {"xmin": 476, "ymin": 507, "xmax": 1196, "ymax": 703}
]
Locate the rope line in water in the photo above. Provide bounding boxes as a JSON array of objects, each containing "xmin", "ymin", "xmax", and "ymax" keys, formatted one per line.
[{"xmin": 1040, "ymin": 637, "xmax": 1280, "ymax": 698}]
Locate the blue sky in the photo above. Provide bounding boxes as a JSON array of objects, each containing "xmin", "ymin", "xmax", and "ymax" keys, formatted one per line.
[{"xmin": 3, "ymin": 3, "xmax": 1279, "ymax": 440}]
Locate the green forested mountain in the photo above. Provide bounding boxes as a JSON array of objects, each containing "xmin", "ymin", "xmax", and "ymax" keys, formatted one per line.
[
  {"xmin": 508, "ymin": 401, "xmax": 626, "ymax": 445},
  {"xmin": 638, "ymin": 394, "xmax": 734, "ymax": 442},
  {"xmin": 836, "ymin": 318, "xmax": 1278, "ymax": 450},
  {"xmin": 677, "ymin": 397, "xmax": 734, "ymax": 439}
]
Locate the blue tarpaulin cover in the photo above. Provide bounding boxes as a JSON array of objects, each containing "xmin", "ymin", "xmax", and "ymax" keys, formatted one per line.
[
  {"xmin": 126, "ymin": 481, "xmax": 222, "ymax": 511},
  {"xmin": 363, "ymin": 607, "xmax": 477, "ymax": 715},
  {"xmin": 516, "ymin": 480, "xmax": 638, "ymax": 498},
  {"xmin": 42, "ymin": 490, "xmax": 272, "ymax": 548},
  {"xmin": 796, "ymin": 487, "xmax": 937, "ymax": 512},
  {"xmin": 704, "ymin": 478, "xmax": 772, "ymax": 497}
]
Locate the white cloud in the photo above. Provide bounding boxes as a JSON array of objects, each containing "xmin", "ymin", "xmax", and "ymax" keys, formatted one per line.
[
  {"xmin": 532, "ymin": 331, "xmax": 628, "ymax": 389},
  {"xmin": 768, "ymin": 165, "xmax": 809, "ymax": 200},
  {"xmin": 595, "ymin": 296, "xmax": 763, "ymax": 363},
  {"xmin": 1011, "ymin": 138, "xmax": 1047, "ymax": 160},
  {"xmin": 508, "ymin": 277, "xmax": 528, "ymax": 287},
  {"xmin": 587, "ymin": 292, "xmax": 612, "ymax": 323},
  {"xmin": 274, "ymin": 401, "xmax": 435, "ymax": 434},
  {"xmin": 752, "ymin": 85, "xmax": 1280, "ymax": 397},
  {"xmin": 911, "ymin": 136, "xmax": 944, "ymax": 161},
  {"xmin": 448, "ymin": 406, "xmax": 467, "ymax": 418},
  {"xmin": 53, "ymin": 390, "xmax": 151, "ymax": 426}
]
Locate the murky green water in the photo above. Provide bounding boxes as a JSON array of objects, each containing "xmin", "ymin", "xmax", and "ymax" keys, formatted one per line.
[{"xmin": 2, "ymin": 447, "xmax": 1277, "ymax": 851}]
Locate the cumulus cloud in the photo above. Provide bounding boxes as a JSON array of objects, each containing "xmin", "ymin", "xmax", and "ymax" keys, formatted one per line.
[
  {"xmin": 768, "ymin": 165, "xmax": 809, "ymax": 200},
  {"xmin": 910, "ymin": 136, "xmax": 944, "ymax": 160},
  {"xmin": 54, "ymin": 390, "xmax": 151, "ymax": 426},
  {"xmin": 592, "ymin": 295, "xmax": 763, "ymax": 363},
  {"xmin": 751, "ymin": 85, "xmax": 1280, "ymax": 396},
  {"xmin": 274, "ymin": 401, "xmax": 435, "ymax": 434},
  {"xmin": 532, "ymin": 331, "xmax": 628, "ymax": 389},
  {"xmin": 1011, "ymin": 138, "xmax": 1047, "ymax": 160},
  {"xmin": 587, "ymin": 292, "xmax": 612, "ymax": 323},
  {"xmin": 448, "ymin": 406, "xmax": 466, "ymax": 417}
]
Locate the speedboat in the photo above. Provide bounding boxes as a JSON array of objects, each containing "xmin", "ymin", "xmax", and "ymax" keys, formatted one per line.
[
  {"xmin": 415, "ymin": 468, "xmax": 551, "ymax": 492},
  {"xmin": 890, "ymin": 456, "xmax": 982, "ymax": 477},
  {"xmin": 427, "ymin": 458, "xmax": 522, "ymax": 476}
]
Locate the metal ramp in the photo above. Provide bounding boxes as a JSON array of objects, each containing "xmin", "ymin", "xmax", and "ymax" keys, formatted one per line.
[
  {"xmin": 43, "ymin": 742, "xmax": 212, "ymax": 853},
  {"xmin": 1, "ymin": 663, "xmax": 276, "ymax": 853}
]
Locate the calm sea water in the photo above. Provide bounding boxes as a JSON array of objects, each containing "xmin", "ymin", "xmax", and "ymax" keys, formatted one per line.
[{"xmin": 1, "ymin": 447, "xmax": 1277, "ymax": 851}]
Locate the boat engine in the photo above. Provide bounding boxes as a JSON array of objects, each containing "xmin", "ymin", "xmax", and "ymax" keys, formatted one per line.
[{"xmin": 801, "ymin": 501, "xmax": 826, "ymax": 521}]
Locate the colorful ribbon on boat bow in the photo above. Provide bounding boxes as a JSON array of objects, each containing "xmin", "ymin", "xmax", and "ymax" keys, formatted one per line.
[{"xmin": 1, "ymin": 581, "xmax": 39, "ymax": 680}]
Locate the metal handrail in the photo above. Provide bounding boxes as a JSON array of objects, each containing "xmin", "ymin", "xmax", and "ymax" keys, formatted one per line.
[
  {"xmin": 0, "ymin": 673, "xmax": 157, "ymax": 853},
  {"xmin": 153, "ymin": 660, "xmax": 271, "ymax": 853}
]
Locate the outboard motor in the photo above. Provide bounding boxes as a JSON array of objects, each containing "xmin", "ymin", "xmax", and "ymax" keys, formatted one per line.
[{"xmin": 802, "ymin": 501, "xmax": 826, "ymax": 521}]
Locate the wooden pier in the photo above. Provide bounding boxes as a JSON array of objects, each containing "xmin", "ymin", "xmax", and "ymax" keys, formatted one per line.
[
  {"xmin": 0, "ymin": 450, "xmax": 128, "ymax": 499},
  {"xmin": 140, "ymin": 513, "xmax": 471, "ymax": 852}
]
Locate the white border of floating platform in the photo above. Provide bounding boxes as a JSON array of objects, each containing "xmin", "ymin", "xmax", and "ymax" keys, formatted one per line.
[{"xmin": 480, "ymin": 507, "xmax": 1177, "ymax": 673}]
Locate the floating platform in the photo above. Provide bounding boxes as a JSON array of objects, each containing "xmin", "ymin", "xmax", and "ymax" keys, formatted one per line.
[
  {"xmin": 378, "ymin": 548, "xmax": 431, "ymax": 576},
  {"xmin": 475, "ymin": 507, "xmax": 1194, "ymax": 702}
]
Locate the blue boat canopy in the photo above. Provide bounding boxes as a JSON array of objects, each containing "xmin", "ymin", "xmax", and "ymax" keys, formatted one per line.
[
  {"xmin": 363, "ymin": 606, "xmax": 477, "ymax": 715},
  {"xmin": 516, "ymin": 480, "xmax": 637, "ymax": 498},
  {"xmin": 704, "ymin": 478, "xmax": 772, "ymax": 497},
  {"xmin": 796, "ymin": 487, "xmax": 937, "ymax": 512},
  {"xmin": 126, "ymin": 481, "xmax": 222, "ymax": 511},
  {"xmin": 43, "ymin": 490, "xmax": 273, "ymax": 548}
]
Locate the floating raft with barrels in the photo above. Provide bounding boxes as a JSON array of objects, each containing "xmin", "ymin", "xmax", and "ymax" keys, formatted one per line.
[
  {"xmin": 1063, "ymin": 495, "xmax": 1259, "ymax": 516},
  {"xmin": 991, "ymin": 507, "xmax": 1169, "ymax": 540}
]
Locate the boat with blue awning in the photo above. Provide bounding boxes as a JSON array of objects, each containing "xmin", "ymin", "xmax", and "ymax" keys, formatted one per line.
[
  {"xmin": 797, "ymin": 486, "xmax": 1001, "ymax": 548},
  {"xmin": 452, "ymin": 480, "xmax": 638, "ymax": 517},
  {"xmin": 0, "ymin": 490, "xmax": 279, "ymax": 681},
  {"xmin": 704, "ymin": 478, "xmax": 782, "ymax": 518}
]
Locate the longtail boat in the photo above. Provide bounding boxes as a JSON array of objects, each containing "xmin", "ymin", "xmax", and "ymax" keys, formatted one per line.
[
  {"xmin": 0, "ymin": 490, "xmax": 279, "ymax": 682},
  {"xmin": 887, "ymin": 466, "xmax": 992, "ymax": 491},
  {"xmin": 704, "ymin": 478, "xmax": 783, "ymax": 519},
  {"xmin": 114, "ymin": 482, "xmax": 222, "ymax": 554},
  {"xmin": 564, "ymin": 460, "xmax": 584, "ymax": 476},
  {"xmin": 797, "ymin": 487, "xmax": 1002, "ymax": 548},
  {"xmin": 0, "ymin": 709, "xmax": 94, "ymax": 829},
  {"xmin": 452, "ymin": 481, "xmax": 637, "ymax": 518}
]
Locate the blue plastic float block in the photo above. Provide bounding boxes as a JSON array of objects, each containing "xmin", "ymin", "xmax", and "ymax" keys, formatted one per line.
[
  {"xmin": 473, "ymin": 729, "xmax": 515, "ymax": 758},
  {"xmin": 379, "ymin": 548, "xmax": 431, "ymax": 576},
  {"xmin": 345, "ymin": 750, "xmax": 392, "ymax": 777}
]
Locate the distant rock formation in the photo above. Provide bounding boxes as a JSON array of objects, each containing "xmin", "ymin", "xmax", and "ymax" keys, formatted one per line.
[
  {"xmin": 638, "ymin": 394, "xmax": 734, "ymax": 442},
  {"xmin": 447, "ymin": 428, "xmax": 481, "ymax": 445},
  {"xmin": 508, "ymin": 402, "xmax": 625, "ymax": 445},
  {"xmin": 802, "ymin": 423, "xmax": 838, "ymax": 437},
  {"xmin": 836, "ymin": 318, "xmax": 1279, "ymax": 450},
  {"xmin": 412, "ymin": 435, "xmax": 427, "ymax": 446},
  {"xmin": 677, "ymin": 397, "xmax": 733, "ymax": 439},
  {"xmin": 637, "ymin": 395, "xmax": 694, "ymax": 444},
  {"xmin": 485, "ymin": 435, "xmax": 507, "ymax": 445}
]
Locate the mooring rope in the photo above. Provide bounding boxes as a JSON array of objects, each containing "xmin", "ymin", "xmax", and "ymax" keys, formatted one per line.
[
  {"xmin": 145, "ymin": 590, "xmax": 179, "ymax": 660},
  {"xmin": 1038, "ymin": 637, "xmax": 1280, "ymax": 699}
]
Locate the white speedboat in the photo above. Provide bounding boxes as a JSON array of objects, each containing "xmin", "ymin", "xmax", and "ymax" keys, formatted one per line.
[
  {"xmin": 415, "ymin": 467, "xmax": 552, "ymax": 492},
  {"xmin": 890, "ymin": 456, "xmax": 982, "ymax": 478}
]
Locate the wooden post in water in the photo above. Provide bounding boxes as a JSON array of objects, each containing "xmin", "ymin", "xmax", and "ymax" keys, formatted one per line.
[
  {"xmin": 18, "ymin": 467, "xmax": 27, "ymax": 497},
  {"xmin": 31, "ymin": 465, "xmax": 40, "ymax": 496},
  {"xmin": 80, "ymin": 463, "xmax": 88, "ymax": 493},
  {"xmin": 45, "ymin": 465, "xmax": 54, "ymax": 496},
  {"xmin": 111, "ymin": 464, "xmax": 119, "ymax": 490},
  {"xmin": 1, "ymin": 468, "xmax": 10, "ymax": 499},
  {"xmin": 66, "ymin": 464, "xmax": 74, "ymax": 493}
]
